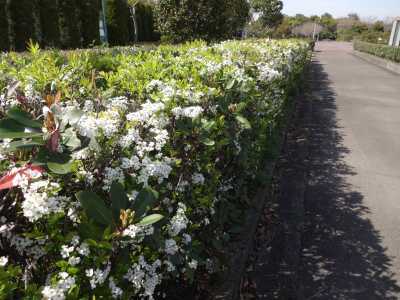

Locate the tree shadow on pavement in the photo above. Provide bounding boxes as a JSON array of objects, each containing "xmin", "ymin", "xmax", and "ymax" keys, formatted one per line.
[{"xmin": 299, "ymin": 60, "xmax": 400, "ymax": 299}]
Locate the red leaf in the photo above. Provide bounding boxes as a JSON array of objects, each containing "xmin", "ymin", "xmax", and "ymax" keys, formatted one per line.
[
  {"xmin": 0, "ymin": 165, "xmax": 44, "ymax": 191},
  {"xmin": 47, "ymin": 129, "xmax": 61, "ymax": 152}
]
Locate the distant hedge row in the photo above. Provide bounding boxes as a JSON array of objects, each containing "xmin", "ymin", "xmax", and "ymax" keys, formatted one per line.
[
  {"xmin": 354, "ymin": 40, "xmax": 400, "ymax": 63},
  {"xmin": 0, "ymin": 0, "xmax": 158, "ymax": 52}
]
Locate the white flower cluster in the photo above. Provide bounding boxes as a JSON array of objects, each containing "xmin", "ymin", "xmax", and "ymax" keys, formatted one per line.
[
  {"xmin": 86, "ymin": 263, "xmax": 111, "ymax": 290},
  {"xmin": 169, "ymin": 203, "xmax": 189, "ymax": 237},
  {"xmin": 122, "ymin": 224, "xmax": 154, "ymax": 242},
  {"xmin": 192, "ymin": 172, "xmax": 205, "ymax": 185},
  {"xmin": 124, "ymin": 256, "xmax": 162, "ymax": 299},
  {"xmin": 42, "ymin": 272, "xmax": 75, "ymax": 300},
  {"xmin": 20, "ymin": 180, "xmax": 70, "ymax": 222},
  {"xmin": 257, "ymin": 63, "xmax": 282, "ymax": 82},
  {"xmin": 172, "ymin": 106, "xmax": 204, "ymax": 119}
]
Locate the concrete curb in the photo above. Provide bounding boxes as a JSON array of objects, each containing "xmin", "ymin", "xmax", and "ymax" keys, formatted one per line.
[{"xmin": 352, "ymin": 50, "xmax": 400, "ymax": 75}]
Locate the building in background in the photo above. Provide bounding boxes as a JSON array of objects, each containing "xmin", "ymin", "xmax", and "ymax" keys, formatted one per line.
[{"xmin": 389, "ymin": 19, "xmax": 400, "ymax": 47}]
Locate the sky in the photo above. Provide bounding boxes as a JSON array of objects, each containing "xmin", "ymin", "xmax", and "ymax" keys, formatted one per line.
[{"xmin": 282, "ymin": 0, "xmax": 400, "ymax": 20}]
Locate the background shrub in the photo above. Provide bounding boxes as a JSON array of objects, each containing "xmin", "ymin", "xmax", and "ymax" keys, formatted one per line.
[{"xmin": 354, "ymin": 40, "xmax": 400, "ymax": 63}]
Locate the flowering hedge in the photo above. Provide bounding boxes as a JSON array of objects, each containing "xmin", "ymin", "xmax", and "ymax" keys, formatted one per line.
[{"xmin": 0, "ymin": 39, "xmax": 310, "ymax": 299}]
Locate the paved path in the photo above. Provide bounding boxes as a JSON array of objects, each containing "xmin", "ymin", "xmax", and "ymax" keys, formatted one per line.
[{"xmin": 300, "ymin": 42, "xmax": 400, "ymax": 299}]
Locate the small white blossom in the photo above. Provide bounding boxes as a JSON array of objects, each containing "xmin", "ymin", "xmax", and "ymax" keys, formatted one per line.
[
  {"xmin": 165, "ymin": 239, "xmax": 178, "ymax": 255},
  {"xmin": 0, "ymin": 256, "xmax": 8, "ymax": 267}
]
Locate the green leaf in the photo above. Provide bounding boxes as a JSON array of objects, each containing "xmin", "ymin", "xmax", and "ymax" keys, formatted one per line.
[
  {"xmin": 235, "ymin": 115, "xmax": 252, "ymax": 129},
  {"xmin": 46, "ymin": 153, "xmax": 74, "ymax": 174},
  {"xmin": 201, "ymin": 138, "xmax": 215, "ymax": 146},
  {"xmin": 7, "ymin": 106, "xmax": 42, "ymax": 128},
  {"xmin": 64, "ymin": 108, "xmax": 84, "ymax": 126},
  {"xmin": 138, "ymin": 214, "xmax": 164, "ymax": 226},
  {"xmin": 76, "ymin": 191, "xmax": 113, "ymax": 226},
  {"xmin": 110, "ymin": 182, "xmax": 129, "ymax": 221},
  {"xmin": 0, "ymin": 119, "xmax": 43, "ymax": 139},
  {"xmin": 63, "ymin": 128, "xmax": 81, "ymax": 151},
  {"xmin": 132, "ymin": 187, "xmax": 159, "ymax": 219},
  {"xmin": 47, "ymin": 160, "xmax": 73, "ymax": 175},
  {"xmin": 7, "ymin": 139, "xmax": 44, "ymax": 151},
  {"xmin": 226, "ymin": 79, "xmax": 236, "ymax": 90}
]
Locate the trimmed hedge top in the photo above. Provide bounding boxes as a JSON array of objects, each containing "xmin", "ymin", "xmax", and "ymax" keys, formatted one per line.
[{"xmin": 354, "ymin": 40, "xmax": 400, "ymax": 63}]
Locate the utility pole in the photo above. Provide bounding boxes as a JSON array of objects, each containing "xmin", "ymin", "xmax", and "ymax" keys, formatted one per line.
[{"xmin": 312, "ymin": 22, "xmax": 317, "ymax": 41}]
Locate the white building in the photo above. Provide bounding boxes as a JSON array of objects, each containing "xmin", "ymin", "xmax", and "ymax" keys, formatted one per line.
[{"xmin": 389, "ymin": 19, "xmax": 400, "ymax": 47}]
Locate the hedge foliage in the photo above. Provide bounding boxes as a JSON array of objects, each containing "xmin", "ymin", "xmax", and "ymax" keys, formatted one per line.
[
  {"xmin": 154, "ymin": 0, "xmax": 250, "ymax": 43},
  {"xmin": 0, "ymin": 0, "xmax": 157, "ymax": 51},
  {"xmin": 0, "ymin": 39, "xmax": 310, "ymax": 299},
  {"xmin": 354, "ymin": 40, "xmax": 400, "ymax": 63}
]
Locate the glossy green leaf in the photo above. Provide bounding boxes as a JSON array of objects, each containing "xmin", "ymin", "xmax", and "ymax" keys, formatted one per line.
[
  {"xmin": 110, "ymin": 182, "xmax": 129, "ymax": 221},
  {"xmin": 0, "ymin": 119, "xmax": 43, "ymax": 139},
  {"xmin": 132, "ymin": 187, "xmax": 159, "ymax": 219},
  {"xmin": 201, "ymin": 138, "xmax": 215, "ymax": 146},
  {"xmin": 226, "ymin": 79, "xmax": 236, "ymax": 90},
  {"xmin": 7, "ymin": 139, "xmax": 44, "ymax": 151},
  {"xmin": 76, "ymin": 191, "xmax": 113, "ymax": 226},
  {"xmin": 7, "ymin": 106, "xmax": 42, "ymax": 128},
  {"xmin": 138, "ymin": 214, "xmax": 164, "ymax": 226},
  {"xmin": 47, "ymin": 160, "xmax": 73, "ymax": 175},
  {"xmin": 63, "ymin": 128, "xmax": 81, "ymax": 151},
  {"xmin": 235, "ymin": 115, "xmax": 252, "ymax": 129}
]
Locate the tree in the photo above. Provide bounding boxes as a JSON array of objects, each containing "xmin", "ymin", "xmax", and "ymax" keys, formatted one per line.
[
  {"xmin": 38, "ymin": 0, "xmax": 60, "ymax": 48},
  {"xmin": 57, "ymin": 0, "xmax": 81, "ymax": 48},
  {"xmin": 127, "ymin": 0, "xmax": 155, "ymax": 42},
  {"xmin": 250, "ymin": 0, "xmax": 283, "ymax": 28},
  {"xmin": 6, "ymin": 0, "xmax": 37, "ymax": 51},
  {"xmin": 224, "ymin": 0, "xmax": 250, "ymax": 38},
  {"xmin": 106, "ymin": 0, "xmax": 130, "ymax": 46},
  {"xmin": 78, "ymin": 0, "xmax": 101, "ymax": 47},
  {"xmin": 155, "ymin": 0, "xmax": 248, "ymax": 43},
  {"xmin": 348, "ymin": 13, "xmax": 360, "ymax": 21},
  {"xmin": 372, "ymin": 21, "xmax": 385, "ymax": 32},
  {"xmin": 0, "ymin": 0, "xmax": 9, "ymax": 51}
]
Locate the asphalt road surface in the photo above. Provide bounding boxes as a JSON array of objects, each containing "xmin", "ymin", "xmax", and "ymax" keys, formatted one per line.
[{"xmin": 299, "ymin": 41, "xmax": 400, "ymax": 299}]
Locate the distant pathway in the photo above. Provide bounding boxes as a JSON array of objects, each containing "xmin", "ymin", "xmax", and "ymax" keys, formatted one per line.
[{"xmin": 299, "ymin": 41, "xmax": 400, "ymax": 299}]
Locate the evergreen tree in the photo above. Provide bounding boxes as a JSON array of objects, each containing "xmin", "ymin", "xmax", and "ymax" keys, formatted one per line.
[
  {"xmin": 0, "ymin": 0, "xmax": 9, "ymax": 51},
  {"xmin": 250, "ymin": 0, "xmax": 283, "ymax": 28},
  {"xmin": 6, "ymin": 0, "xmax": 37, "ymax": 51},
  {"xmin": 106, "ymin": 0, "xmax": 130, "ymax": 46},
  {"xmin": 57, "ymin": 0, "xmax": 81, "ymax": 48},
  {"xmin": 38, "ymin": 0, "xmax": 60, "ymax": 48},
  {"xmin": 155, "ymin": 0, "xmax": 249, "ymax": 43},
  {"xmin": 78, "ymin": 0, "xmax": 101, "ymax": 47}
]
